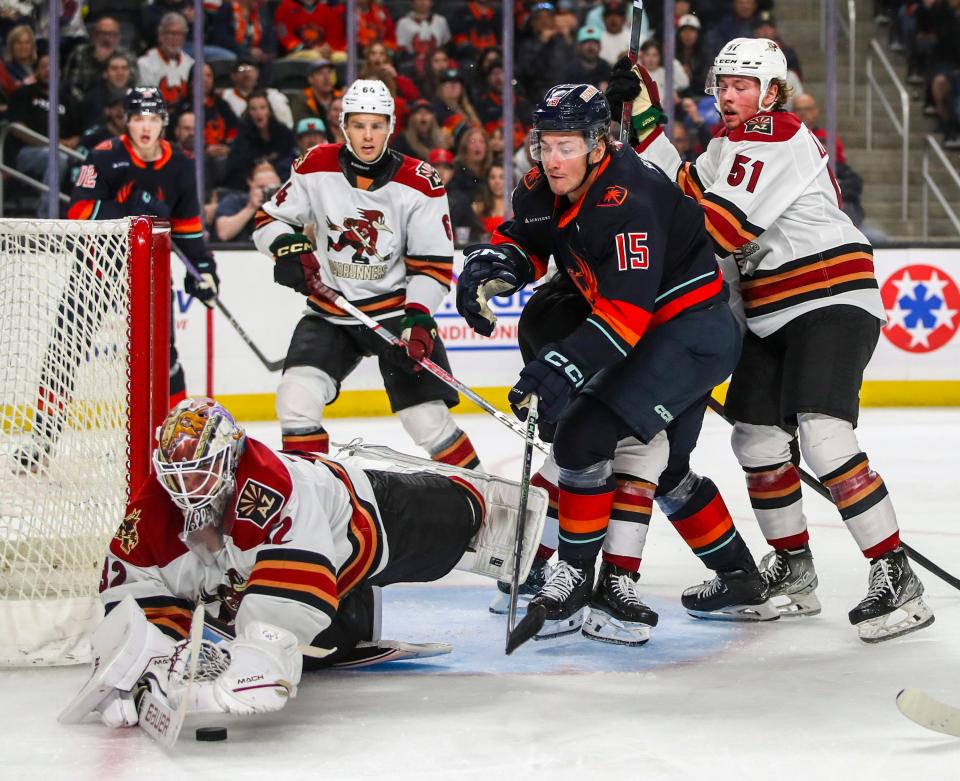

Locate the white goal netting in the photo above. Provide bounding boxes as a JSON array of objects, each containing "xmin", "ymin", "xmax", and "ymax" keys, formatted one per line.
[{"xmin": 0, "ymin": 219, "xmax": 140, "ymax": 666}]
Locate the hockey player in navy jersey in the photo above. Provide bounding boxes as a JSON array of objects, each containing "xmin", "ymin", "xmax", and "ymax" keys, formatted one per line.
[
  {"xmin": 456, "ymin": 84, "xmax": 777, "ymax": 645},
  {"xmin": 252, "ymin": 79, "xmax": 483, "ymax": 470},
  {"xmin": 607, "ymin": 38, "xmax": 933, "ymax": 642}
]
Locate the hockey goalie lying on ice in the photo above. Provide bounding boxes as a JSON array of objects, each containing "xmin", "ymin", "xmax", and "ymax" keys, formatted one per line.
[{"xmin": 61, "ymin": 397, "xmax": 545, "ymax": 729}]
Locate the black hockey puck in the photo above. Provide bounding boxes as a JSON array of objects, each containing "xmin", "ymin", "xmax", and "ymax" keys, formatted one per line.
[{"xmin": 195, "ymin": 727, "xmax": 228, "ymax": 742}]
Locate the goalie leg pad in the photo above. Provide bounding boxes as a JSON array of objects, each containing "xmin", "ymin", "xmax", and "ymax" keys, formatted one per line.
[
  {"xmin": 59, "ymin": 595, "xmax": 176, "ymax": 725},
  {"xmin": 211, "ymin": 622, "xmax": 303, "ymax": 716}
]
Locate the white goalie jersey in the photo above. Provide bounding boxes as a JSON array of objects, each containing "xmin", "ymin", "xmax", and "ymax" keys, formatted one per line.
[
  {"xmin": 638, "ymin": 112, "xmax": 886, "ymax": 337},
  {"xmin": 252, "ymin": 144, "xmax": 455, "ymax": 325}
]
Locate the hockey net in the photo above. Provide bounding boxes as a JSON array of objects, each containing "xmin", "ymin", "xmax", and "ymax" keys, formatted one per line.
[{"xmin": 0, "ymin": 217, "xmax": 170, "ymax": 666}]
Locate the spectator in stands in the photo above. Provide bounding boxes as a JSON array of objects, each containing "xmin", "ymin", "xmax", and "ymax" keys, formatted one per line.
[
  {"xmin": 224, "ymin": 89, "xmax": 297, "ymax": 188},
  {"xmin": 327, "ymin": 95, "xmax": 346, "ymax": 143},
  {"xmin": 708, "ymin": 0, "xmax": 760, "ymax": 59},
  {"xmin": 4, "ymin": 24, "xmax": 36, "ymax": 87},
  {"xmin": 183, "ymin": 62, "xmax": 239, "ymax": 156},
  {"xmin": 222, "ymin": 57, "xmax": 294, "ymax": 129},
  {"xmin": 474, "ymin": 57, "xmax": 533, "ymax": 137},
  {"xmin": 927, "ymin": 0, "xmax": 960, "ymax": 148},
  {"xmin": 295, "ymin": 116, "xmax": 326, "ymax": 154},
  {"xmin": 599, "ymin": 1, "xmax": 634, "ymax": 66},
  {"xmin": 214, "ymin": 159, "xmax": 282, "ymax": 243},
  {"xmin": 518, "ymin": 3, "xmax": 576, "ymax": 105},
  {"xmin": 396, "ymin": 0, "xmax": 451, "ymax": 65},
  {"xmin": 640, "ymin": 39, "xmax": 689, "ymax": 110},
  {"xmin": 793, "ymin": 93, "xmax": 848, "ymax": 166},
  {"xmin": 429, "ymin": 147, "xmax": 454, "ymax": 186},
  {"xmin": 451, "ymin": 0, "xmax": 501, "ymax": 62},
  {"xmin": 447, "ymin": 125, "xmax": 492, "ymax": 206},
  {"xmin": 290, "ymin": 58, "xmax": 337, "ymax": 129},
  {"xmin": 274, "ymin": 0, "xmax": 346, "ymax": 60},
  {"xmin": 62, "ymin": 16, "xmax": 136, "ymax": 104},
  {"xmin": 137, "ymin": 12, "xmax": 193, "ymax": 106},
  {"xmin": 471, "ymin": 160, "xmax": 506, "ymax": 240},
  {"xmin": 392, "ymin": 98, "xmax": 445, "ymax": 160},
  {"xmin": 357, "ymin": 0, "xmax": 397, "ymax": 51},
  {"xmin": 80, "ymin": 52, "xmax": 136, "ymax": 120},
  {"xmin": 413, "ymin": 47, "xmax": 450, "ymax": 102},
  {"xmin": 210, "ymin": 0, "xmax": 278, "ymax": 64},
  {"xmin": 140, "ymin": 0, "xmax": 196, "ymax": 50},
  {"xmin": 676, "ymin": 14, "xmax": 709, "ymax": 98},
  {"xmin": 7, "ymin": 53, "xmax": 82, "ymax": 201},
  {"xmin": 752, "ymin": 12, "xmax": 802, "ymax": 81},
  {"xmin": 172, "ymin": 110, "xmax": 196, "ymax": 154},
  {"xmin": 359, "ymin": 42, "xmax": 421, "ymax": 125},
  {"xmin": 680, "ymin": 96, "xmax": 716, "ymax": 153},
  {"xmin": 77, "ymin": 91, "xmax": 127, "ymax": 153},
  {"xmin": 671, "ymin": 121, "xmax": 698, "ymax": 164},
  {"xmin": 431, "ymin": 68, "xmax": 480, "ymax": 139},
  {"xmin": 562, "ymin": 24, "xmax": 612, "ymax": 88}
]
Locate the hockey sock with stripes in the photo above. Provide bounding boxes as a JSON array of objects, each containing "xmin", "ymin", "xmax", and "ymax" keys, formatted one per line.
[
  {"xmin": 282, "ymin": 426, "xmax": 330, "ymax": 453},
  {"xmin": 431, "ymin": 428, "xmax": 481, "ymax": 469},
  {"xmin": 745, "ymin": 462, "xmax": 808, "ymax": 550},
  {"xmin": 531, "ymin": 471, "xmax": 559, "ymax": 560},
  {"xmin": 557, "ymin": 476, "xmax": 617, "ymax": 563},
  {"xmin": 601, "ymin": 476, "xmax": 654, "ymax": 573},
  {"xmin": 821, "ymin": 452, "xmax": 900, "ymax": 559}
]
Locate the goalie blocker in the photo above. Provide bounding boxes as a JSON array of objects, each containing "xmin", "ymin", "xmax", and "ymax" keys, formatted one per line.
[{"xmin": 61, "ymin": 398, "xmax": 545, "ymax": 729}]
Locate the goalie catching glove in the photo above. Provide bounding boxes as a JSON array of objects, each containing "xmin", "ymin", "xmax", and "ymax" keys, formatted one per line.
[
  {"xmin": 270, "ymin": 232, "xmax": 320, "ymax": 296},
  {"xmin": 400, "ymin": 305, "xmax": 437, "ymax": 369},
  {"xmin": 456, "ymin": 243, "xmax": 533, "ymax": 336},
  {"xmin": 606, "ymin": 57, "xmax": 668, "ymax": 144}
]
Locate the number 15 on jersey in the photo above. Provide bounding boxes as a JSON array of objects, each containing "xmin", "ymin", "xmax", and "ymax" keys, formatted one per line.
[{"xmin": 615, "ymin": 232, "xmax": 649, "ymax": 271}]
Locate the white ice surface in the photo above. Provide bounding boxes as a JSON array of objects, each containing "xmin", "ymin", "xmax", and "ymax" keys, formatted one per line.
[{"xmin": 3, "ymin": 409, "xmax": 959, "ymax": 780}]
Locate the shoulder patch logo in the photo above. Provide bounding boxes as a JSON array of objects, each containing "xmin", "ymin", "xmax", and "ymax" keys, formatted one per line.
[
  {"xmin": 598, "ymin": 185, "xmax": 628, "ymax": 207},
  {"xmin": 94, "ymin": 139, "xmax": 113, "ymax": 151},
  {"xmin": 522, "ymin": 167, "xmax": 542, "ymax": 190},
  {"xmin": 114, "ymin": 509, "xmax": 142, "ymax": 554},
  {"xmin": 415, "ymin": 161, "xmax": 443, "ymax": 191},
  {"xmin": 236, "ymin": 479, "xmax": 284, "ymax": 528},
  {"xmin": 743, "ymin": 115, "xmax": 773, "ymax": 136}
]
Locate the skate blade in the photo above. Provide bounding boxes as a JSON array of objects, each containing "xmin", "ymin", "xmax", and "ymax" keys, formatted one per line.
[
  {"xmin": 855, "ymin": 596, "xmax": 935, "ymax": 643},
  {"xmin": 533, "ymin": 607, "xmax": 586, "ymax": 641},
  {"xmin": 769, "ymin": 591, "xmax": 822, "ymax": 618},
  {"xmin": 489, "ymin": 590, "xmax": 530, "ymax": 615},
  {"xmin": 582, "ymin": 609, "xmax": 651, "ymax": 647},
  {"xmin": 686, "ymin": 599, "xmax": 781, "ymax": 622}
]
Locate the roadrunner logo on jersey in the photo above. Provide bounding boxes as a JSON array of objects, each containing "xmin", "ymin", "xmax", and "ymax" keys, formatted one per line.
[
  {"xmin": 236, "ymin": 479, "xmax": 284, "ymax": 528},
  {"xmin": 326, "ymin": 209, "xmax": 394, "ymax": 269},
  {"xmin": 743, "ymin": 115, "xmax": 774, "ymax": 136},
  {"xmin": 114, "ymin": 509, "xmax": 142, "ymax": 554}
]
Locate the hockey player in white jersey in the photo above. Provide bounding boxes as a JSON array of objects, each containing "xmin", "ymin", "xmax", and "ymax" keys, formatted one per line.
[
  {"xmin": 252, "ymin": 79, "xmax": 482, "ymax": 470},
  {"xmin": 61, "ymin": 397, "xmax": 546, "ymax": 729},
  {"xmin": 605, "ymin": 38, "xmax": 934, "ymax": 642}
]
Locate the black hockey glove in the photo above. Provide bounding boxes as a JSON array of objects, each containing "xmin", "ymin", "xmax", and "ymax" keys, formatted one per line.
[
  {"xmin": 400, "ymin": 306, "xmax": 437, "ymax": 370},
  {"xmin": 270, "ymin": 233, "xmax": 319, "ymax": 296},
  {"xmin": 456, "ymin": 243, "xmax": 533, "ymax": 337},
  {"xmin": 129, "ymin": 188, "xmax": 170, "ymax": 219},
  {"xmin": 184, "ymin": 256, "xmax": 219, "ymax": 307},
  {"xmin": 508, "ymin": 343, "xmax": 585, "ymax": 424}
]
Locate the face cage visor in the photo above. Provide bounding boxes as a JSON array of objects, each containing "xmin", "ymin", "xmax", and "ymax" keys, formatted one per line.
[
  {"xmin": 529, "ymin": 130, "xmax": 601, "ymax": 163},
  {"xmin": 154, "ymin": 446, "xmax": 234, "ymax": 513},
  {"xmin": 704, "ymin": 68, "xmax": 777, "ymax": 113}
]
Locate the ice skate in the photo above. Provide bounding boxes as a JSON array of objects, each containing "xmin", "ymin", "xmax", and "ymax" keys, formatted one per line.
[
  {"xmin": 759, "ymin": 545, "xmax": 821, "ymax": 617},
  {"xmin": 527, "ymin": 560, "xmax": 593, "ymax": 640},
  {"xmin": 682, "ymin": 568, "xmax": 779, "ymax": 621},
  {"xmin": 489, "ymin": 556, "xmax": 552, "ymax": 614},
  {"xmin": 582, "ymin": 562, "xmax": 657, "ymax": 647},
  {"xmin": 849, "ymin": 547, "xmax": 934, "ymax": 643}
]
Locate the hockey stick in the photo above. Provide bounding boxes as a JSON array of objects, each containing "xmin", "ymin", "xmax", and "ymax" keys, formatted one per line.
[
  {"xmin": 306, "ymin": 264, "xmax": 550, "ymax": 454},
  {"xmin": 173, "ymin": 245, "xmax": 285, "ymax": 372},
  {"xmin": 618, "ymin": 0, "xmax": 646, "ymax": 144},
  {"xmin": 896, "ymin": 688, "xmax": 960, "ymax": 738},
  {"xmin": 137, "ymin": 603, "xmax": 204, "ymax": 749},
  {"xmin": 705, "ymin": 395, "xmax": 960, "ymax": 591},
  {"xmin": 506, "ymin": 394, "xmax": 539, "ymax": 655}
]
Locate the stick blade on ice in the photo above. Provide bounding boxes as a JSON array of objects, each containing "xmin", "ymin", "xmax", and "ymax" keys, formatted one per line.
[{"xmin": 896, "ymin": 688, "xmax": 960, "ymax": 738}]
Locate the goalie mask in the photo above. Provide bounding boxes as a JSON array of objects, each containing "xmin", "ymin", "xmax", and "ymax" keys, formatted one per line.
[
  {"xmin": 153, "ymin": 397, "xmax": 246, "ymax": 563},
  {"xmin": 705, "ymin": 37, "xmax": 788, "ymax": 113},
  {"xmin": 340, "ymin": 79, "xmax": 396, "ymax": 163}
]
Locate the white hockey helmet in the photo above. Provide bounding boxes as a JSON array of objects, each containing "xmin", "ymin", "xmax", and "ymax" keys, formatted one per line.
[
  {"xmin": 153, "ymin": 397, "xmax": 246, "ymax": 562},
  {"xmin": 340, "ymin": 79, "xmax": 396, "ymax": 162},
  {"xmin": 705, "ymin": 37, "xmax": 788, "ymax": 113}
]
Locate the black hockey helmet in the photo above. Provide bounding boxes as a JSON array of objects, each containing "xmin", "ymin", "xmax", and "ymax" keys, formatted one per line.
[
  {"xmin": 124, "ymin": 86, "xmax": 169, "ymax": 126},
  {"xmin": 530, "ymin": 84, "xmax": 611, "ymax": 162}
]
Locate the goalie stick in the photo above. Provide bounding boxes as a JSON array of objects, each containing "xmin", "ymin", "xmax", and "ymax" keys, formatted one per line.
[
  {"xmin": 506, "ymin": 394, "xmax": 540, "ymax": 655},
  {"xmin": 705, "ymin": 396, "xmax": 960, "ymax": 592},
  {"xmin": 306, "ymin": 260, "xmax": 549, "ymax": 454},
  {"xmin": 896, "ymin": 688, "xmax": 960, "ymax": 738},
  {"xmin": 619, "ymin": 1, "xmax": 646, "ymax": 144}
]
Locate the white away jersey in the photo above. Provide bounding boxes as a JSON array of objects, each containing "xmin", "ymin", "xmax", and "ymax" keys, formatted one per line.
[
  {"xmin": 639, "ymin": 112, "xmax": 885, "ymax": 337},
  {"xmin": 253, "ymin": 144, "xmax": 454, "ymax": 324},
  {"xmin": 99, "ymin": 439, "xmax": 388, "ymax": 646}
]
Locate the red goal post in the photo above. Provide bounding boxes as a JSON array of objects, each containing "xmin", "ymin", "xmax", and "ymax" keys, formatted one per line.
[{"xmin": 0, "ymin": 217, "xmax": 170, "ymax": 666}]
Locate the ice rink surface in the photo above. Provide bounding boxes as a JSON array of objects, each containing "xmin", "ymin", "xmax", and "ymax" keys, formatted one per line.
[{"xmin": 3, "ymin": 408, "xmax": 958, "ymax": 780}]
